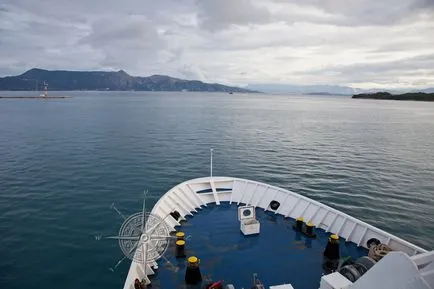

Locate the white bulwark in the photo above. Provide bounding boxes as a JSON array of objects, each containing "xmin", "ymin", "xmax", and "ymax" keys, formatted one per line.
[{"xmin": 123, "ymin": 176, "xmax": 433, "ymax": 289}]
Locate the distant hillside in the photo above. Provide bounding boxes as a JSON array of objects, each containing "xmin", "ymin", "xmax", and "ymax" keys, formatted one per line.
[
  {"xmin": 0, "ymin": 68, "xmax": 256, "ymax": 93},
  {"xmin": 246, "ymin": 83, "xmax": 358, "ymax": 95},
  {"xmin": 247, "ymin": 83, "xmax": 434, "ymax": 95},
  {"xmin": 352, "ymin": 92, "xmax": 434, "ymax": 101},
  {"xmin": 304, "ymin": 92, "xmax": 349, "ymax": 96}
]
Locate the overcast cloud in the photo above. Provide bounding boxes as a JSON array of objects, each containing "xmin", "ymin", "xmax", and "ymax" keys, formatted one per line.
[{"xmin": 0, "ymin": 0, "xmax": 433, "ymax": 88}]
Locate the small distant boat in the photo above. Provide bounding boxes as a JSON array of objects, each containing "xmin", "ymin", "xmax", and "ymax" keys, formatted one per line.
[{"xmin": 229, "ymin": 91, "xmax": 233, "ymax": 94}]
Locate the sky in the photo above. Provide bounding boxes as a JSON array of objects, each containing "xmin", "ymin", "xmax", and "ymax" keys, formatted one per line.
[{"xmin": 0, "ymin": 0, "xmax": 433, "ymax": 89}]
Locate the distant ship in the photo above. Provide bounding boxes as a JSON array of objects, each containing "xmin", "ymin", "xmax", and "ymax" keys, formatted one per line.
[{"xmin": 119, "ymin": 155, "xmax": 433, "ymax": 289}]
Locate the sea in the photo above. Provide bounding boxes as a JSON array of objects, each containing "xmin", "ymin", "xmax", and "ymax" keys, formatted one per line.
[{"xmin": 0, "ymin": 91, "xmax": 433, "ymax": 289}]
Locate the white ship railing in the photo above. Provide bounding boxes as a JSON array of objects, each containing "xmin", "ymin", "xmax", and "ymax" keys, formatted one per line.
[
  {"xmin": 412, "ymin": 251, "xmax": 434, "ymax": 286},
  {"xmin": 123, "ymin": 176, "xmax": 428, "ymax": 289}
]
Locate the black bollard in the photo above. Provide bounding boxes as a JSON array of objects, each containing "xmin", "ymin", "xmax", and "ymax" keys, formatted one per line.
[
  {"xmin": 176, "ymin": 240, "xmax": 186, "ymax": 258},
  {"xmin": 306, "ymin": 222, "xmax": 314, "ymax": 235},
  {"xmin": 294, "ymin": 217, "xmax": 304, "ymax": 231},
  {"xmin": 324, "ymin": 234, "xmax": 340, "ymax": 260},
  {"xmin": 185, "ymin": 256, "xmax": 202, "ymax": 285},
  {"xmin": 176, "ymin": 231, "xmax": 185, "ymax": 240},
  {"xmin": 304, "ymin": 221, "xmax": 316, "ymax": 238}
]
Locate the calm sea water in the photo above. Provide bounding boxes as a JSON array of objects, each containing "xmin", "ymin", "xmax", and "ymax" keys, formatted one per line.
[{"xmin": 0, "ymin": 91, "xmax": 433, "ymax": 289}]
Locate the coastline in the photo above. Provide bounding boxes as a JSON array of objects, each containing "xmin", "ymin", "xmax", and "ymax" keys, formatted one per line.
[
  {"xmin": 352, "ymin": 92, "xmax": 434, "ymax": 102},
  {"xmin": 0, "ymin": 96, "xmax": 71, "ymax": 99}
]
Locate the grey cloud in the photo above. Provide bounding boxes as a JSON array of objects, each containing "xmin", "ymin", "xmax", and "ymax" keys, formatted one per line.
[
  {"xmin": 410, "ymin": 0, "xmax": 434, "ymax": 9},
  {"xmin": 79, "ymin": 16, "xmax": 169, "ymax": 72},
  {"xmin": 272, "ymin": 0, "xmax": 434, "ymax": 26},
  {"xmin": 196, "ymin": 21, "xmax": 432, "ymax": 54},
  {"xmin": 371, "ymin": 38, "xmax": 434, "ymax": 53},
  {"xmin": 0, "ymin": 3, "xmax": 95, "ymax": 74},
  {"xmin": 81, "ymin": 16, "xmax": 163, "ymax": 48},
  {"xmin": 196, "ymin": 0, "xmax": 271, "ymax": 31},
  {"xmin": 343, "ymin": 0, "xmax": 433, "ymax": 26},
  {"xmin": 177, "ymin": 64, "xmax": 207, "ymax": 81},
  {"xmin": 322, "ymin": 53, "xmax": 434, "ymax": 74},
  {"xmin": 0, "ymin": 0, "xmax": 434, "ymax": 88},
  {"xmin": 1, "ymin": 0, "xmax": 192, "ymax": 29},
  {"xmin": 299, "ymin": 53, "xmax": 434, "ymax": 84}
]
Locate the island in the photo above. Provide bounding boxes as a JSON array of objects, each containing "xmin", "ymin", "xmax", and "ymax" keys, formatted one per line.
[
  {"xmin": 352, "ymin": 92, "xmax": 434, "ymax": 101},
  {"xmin": 0, "ymin": 68, "xmax": 257, "ymax": 93}
]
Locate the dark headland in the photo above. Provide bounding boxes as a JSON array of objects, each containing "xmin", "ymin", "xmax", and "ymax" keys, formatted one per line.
[
  {"xmin": 0, "ymin": 68, "xmax": 256, "ymax": 93},
  {"xmin": 352, "ymin": 92, "xmax": 434, "ymax": 101}
]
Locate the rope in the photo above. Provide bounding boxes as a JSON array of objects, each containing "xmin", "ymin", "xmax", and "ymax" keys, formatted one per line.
[{"xmin": 368, "ymin": 243, "xmax": 392, "ymax": 261}]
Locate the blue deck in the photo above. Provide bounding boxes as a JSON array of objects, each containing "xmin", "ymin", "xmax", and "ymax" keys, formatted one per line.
[{"xmin": 150, "ymin": 203, "xmax": 368, "ymax": 288}]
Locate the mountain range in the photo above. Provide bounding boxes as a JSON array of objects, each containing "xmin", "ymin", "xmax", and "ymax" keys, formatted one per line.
[
  {"xmin": 2, "ymin": 68, "xmax": 433, "ymax": 95},
  {"xmin": 0, "ymin": 68, "xmax": 255, "ymax": 93},
  {"xmin": 246, "ymin": 84, "xmax": 359, "ymax": 95}
]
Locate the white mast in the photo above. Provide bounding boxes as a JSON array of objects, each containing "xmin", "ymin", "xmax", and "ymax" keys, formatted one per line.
[{"xmin": 210, "ymin": 148, "xmax": 213, "ymax": 178}]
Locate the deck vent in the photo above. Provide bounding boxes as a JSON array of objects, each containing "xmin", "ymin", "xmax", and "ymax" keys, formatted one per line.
[
  {"xmin": 269, "ymin": 200, "xmax": 280, "ymax": 210},
  {"xmin": 238, "ymin": 206, "xmax": 260, "ymax": 235}
]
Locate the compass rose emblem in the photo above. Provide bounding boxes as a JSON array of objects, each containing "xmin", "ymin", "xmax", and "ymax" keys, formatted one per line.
[{"xmin": 107, "ymin": 191, "xmax": 172, "ymax": 265}]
